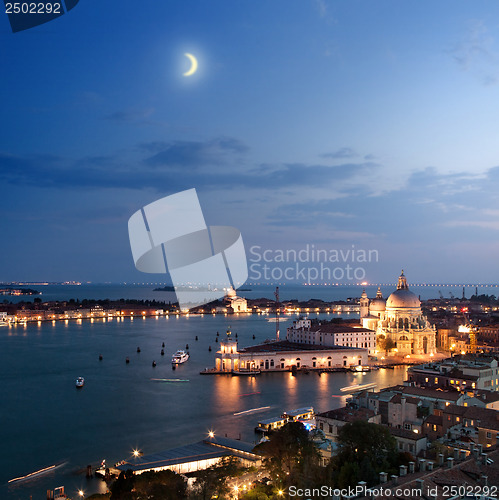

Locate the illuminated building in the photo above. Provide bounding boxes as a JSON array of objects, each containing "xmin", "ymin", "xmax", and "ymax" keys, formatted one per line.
[
  {"xmin": 287, "ymin": 317, "xmax": 377, "ymax": 355},
  {"xmin": 361, "ymin": 271, "xmax": 436, "ymax": 356}
]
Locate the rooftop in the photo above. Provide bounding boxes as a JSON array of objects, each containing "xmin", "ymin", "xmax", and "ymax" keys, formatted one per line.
[
  {"xmin": 385, "ymin": 385, "xmax": 463, "ymax": 401},
  {"xmin": 388, "ymin": 427, "xmax": 426, "ymax": 441},
  {"xmin": 308, "ymin": 323, "xmax": 374, "ymax": 334},
  {"xmin": 316, "ymin": 406, "xmax": 375, "ymax": 423},
  {"xmin": 117, "ymin": 436, "xmax": 259, "ymax": 473},
  {"xmin": 239, "ymin": 340, "xmax": 365, "ymax": 354}
]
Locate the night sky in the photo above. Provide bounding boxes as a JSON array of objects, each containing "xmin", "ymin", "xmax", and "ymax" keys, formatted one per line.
[{"xmin": 2, "ymin": 1, "xmax": 499, "ymax": 284}]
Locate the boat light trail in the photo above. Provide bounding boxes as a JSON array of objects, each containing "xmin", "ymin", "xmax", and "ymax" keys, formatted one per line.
[
  {"xmin": 150, "ymin": 378, "xmax": 189, "ymax": 382},
  {"xmin": 9, "ymin": 464, "xmax": 57, "ymax": 483},
  {"xmin": 339, "ymin": 383, "xmax": 377, "ymax": 393},
  {"xmin": 238, "ymin": 392, "xmax": 261, "ymax": 397},
  {"xmin": 233, "ymin": 406, "xmax": 270, "ymax": 416}
]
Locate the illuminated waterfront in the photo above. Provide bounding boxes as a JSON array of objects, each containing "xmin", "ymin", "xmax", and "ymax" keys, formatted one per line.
[{"xmin": 2, "ymin": 303, "xmax": 409, "ymax": 498}]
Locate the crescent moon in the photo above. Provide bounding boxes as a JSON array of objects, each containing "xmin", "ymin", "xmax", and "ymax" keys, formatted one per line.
[{"xmin": 183, "ymin": 53, "xmax": 198, "ymax": 77}]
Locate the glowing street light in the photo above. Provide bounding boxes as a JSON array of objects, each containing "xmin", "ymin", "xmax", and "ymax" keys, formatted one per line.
[
  {"xmin": 78, "ymin": 490, "xmax": 84, "ymax": 497},
  {"xmin": 208, "ymin": 430, "xmax": 215, "ymax": 439}
]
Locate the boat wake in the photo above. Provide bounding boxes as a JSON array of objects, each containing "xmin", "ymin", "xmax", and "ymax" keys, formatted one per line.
[{"xmin": 8, "ymin": 461, "xmax": 67, "ymax": 484}]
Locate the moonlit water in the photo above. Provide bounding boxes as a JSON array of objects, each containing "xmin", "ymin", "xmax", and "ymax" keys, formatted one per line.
[{"xmin": 0, "ymin": 283, "xmax": 453, "ymax": 499}]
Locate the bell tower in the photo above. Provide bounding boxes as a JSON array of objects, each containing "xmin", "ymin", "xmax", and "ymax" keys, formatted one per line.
[{"xmin": 360, "ymin": 289, "xmax": 369, "ymax": 318}]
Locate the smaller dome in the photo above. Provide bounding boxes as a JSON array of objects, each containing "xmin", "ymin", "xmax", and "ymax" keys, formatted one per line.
[
  {"xmin": 226, "ymin": 287, "xmax": 237, "ymax": 298},
  {"xmin": 370, "ymin": 287, "xmax": 385, "ymax": 312},
  {"xmin": 370, "ymin": 298, "xmax": 386, "ymax": 312}
]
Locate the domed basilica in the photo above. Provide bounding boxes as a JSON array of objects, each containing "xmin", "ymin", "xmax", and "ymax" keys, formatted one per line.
[{"xmin": 360, "ymin": 271, "xmax": 436, "ymax": 356}]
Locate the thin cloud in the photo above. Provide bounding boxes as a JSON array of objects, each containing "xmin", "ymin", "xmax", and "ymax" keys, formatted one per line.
[
  {"xmin": 321, "ymin": 147, "xmax": 358, "ymax": 159},
  {"xmin": 105, "ymin": 108, "xmax": 155, "ymax": 122},
  {"xmin": 143, "ymin": 137, "xmax": 248, "ymax": 168}
]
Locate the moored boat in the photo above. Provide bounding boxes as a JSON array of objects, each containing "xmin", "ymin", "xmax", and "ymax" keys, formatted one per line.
[
  {"xmin": 75, "ymin": 377, "xmax": 84, "ymax": 388},
  {"xmin": 171, "ymin": 350, "xmax": 189, "ymax": 364},
  {"xmin": 232, "ymin": 369, "xmax": 261, "ymax": 376},
  {"xmin": 350, "ymin": 365, "xmax": 371, "ymax": 372}
]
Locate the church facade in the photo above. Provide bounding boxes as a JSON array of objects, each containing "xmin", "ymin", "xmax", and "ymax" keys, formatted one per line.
[{"xmin": 361, "ymin": 271, "xmax": 436, "ymax": 357}]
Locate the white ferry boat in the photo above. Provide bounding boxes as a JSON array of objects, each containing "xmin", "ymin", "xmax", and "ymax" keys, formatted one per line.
[
  {"xmin": 75, "ymin": 377, "xmax": 85, "ymax": 388},
  {"xmin": 171, "ymin": 350, "xmax": 189, "ymax": 364}
]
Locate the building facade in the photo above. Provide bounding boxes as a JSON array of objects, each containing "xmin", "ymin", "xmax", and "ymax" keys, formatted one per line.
[
  {"xmin": 214, "ymin": 338, "xmax": 368, "ymax": 373},
  {"xmin": 286, "ymin": 318, "xmax": 377, "ymax": 355}
]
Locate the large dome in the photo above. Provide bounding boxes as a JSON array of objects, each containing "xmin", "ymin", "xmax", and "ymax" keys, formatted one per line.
[
  {"xmin": 386, "ymin": 270, "xmax": 421, "ymax": 309},
  {"xmin": 386, "ymin": 289, "xmax": 420, "ymax": 308}
]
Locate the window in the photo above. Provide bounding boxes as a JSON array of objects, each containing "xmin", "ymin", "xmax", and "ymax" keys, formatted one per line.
[
  {"xmin": 404, "ymin": 424, "xmax": 411, "ymax": 430},
  {"xmin": 487, "ymin": 432, "xmax": 492, "ymax": 439}
]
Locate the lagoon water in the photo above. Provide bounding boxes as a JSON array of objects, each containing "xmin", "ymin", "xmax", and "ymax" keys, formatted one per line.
[{"xmin": 0, "ymin": 283, "xmax": 471, "ymax": 499}]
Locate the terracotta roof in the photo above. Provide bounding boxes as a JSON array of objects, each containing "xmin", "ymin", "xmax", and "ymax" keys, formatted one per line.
[
  {"xmin": 400, "ymin": 386, "xmax": 462, "ymax": 401},
  {"xmin": 474, "ymin": 390, "xmax": 499, "ymax": 404},
  {"xmin": 389, "ymin": 394, "xmax": 421, "ymax": 405},
  {"xmin": 357, "ymin": 448, "xmax": 499, "ymax": 500},
  {"xmin": 316, "ymin": 406, "xmax": 376, "ymax": 423},
  {"xmin": 388, "ymin": 427, "xmax": 426, "ymax": 441},
  {"xmin": 425, "ymin": 414, "xmax": 443, "ymax": 426},
  {"xmin": 308, "ymin": 323, "xmax": 375, "ymax": 334}
]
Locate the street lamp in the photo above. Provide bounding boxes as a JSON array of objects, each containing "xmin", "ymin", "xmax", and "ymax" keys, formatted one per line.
[{"xmin": 78, "ymin": 490, "xmax": 84, "ymax": 498}]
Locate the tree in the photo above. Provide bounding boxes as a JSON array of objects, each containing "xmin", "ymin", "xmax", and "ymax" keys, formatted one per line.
[
  {"xmin": 109, "ymin": 469, "xmax": 187, "ymax": 500},
  {"xmin": 109, "ymin": 470, "xmax": 135, "ymax": 500},
  {"xmin": 133, "ymin": 469, "xmax": 187, "ymax": 499},
  {"xmin": 190, "ymin": 456, "xmax": 243, "ymax": 500},
  {"xmin": 377, "ymin": 335, "xmax": 396, "ymax": 355},
  {"xmin": 253, "ymin": 422, "xmax": 321, "ymax": 488},
  {"xmin": 331, "ymin": 421, "xmax": 398, "ymax": 487}
]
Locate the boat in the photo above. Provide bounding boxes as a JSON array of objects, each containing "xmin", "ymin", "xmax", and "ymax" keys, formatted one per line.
[
  {"xmin": 350, "ymin": 365, "xmax": 371, "ymax": 372},
  {"xmin": 232, "ymin": 369, "xmax": 261, "ymax": 376},
  {"xmin": 75, "ymin": 377, "xmax": 84, "ymax": 388},
  {"xmin": 171, "ymin": 350, "xmax": 189, "ymax": 364}
]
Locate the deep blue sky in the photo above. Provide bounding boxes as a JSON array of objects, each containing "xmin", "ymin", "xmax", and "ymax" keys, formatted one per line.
[{"xmin": 2, "ymin": 1, "xmax": 499, "ymax": 284}]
